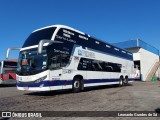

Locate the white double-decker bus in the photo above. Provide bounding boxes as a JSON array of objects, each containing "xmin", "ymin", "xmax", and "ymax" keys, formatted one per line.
[{"xmin": 6, "ymin": 25, "xmax": 134, "ymax": 92}]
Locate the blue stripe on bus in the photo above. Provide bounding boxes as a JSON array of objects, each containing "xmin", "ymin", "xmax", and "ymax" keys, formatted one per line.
[{"xmin": 17, "ymin": 78, "xmax": 134, "ymax": 87}]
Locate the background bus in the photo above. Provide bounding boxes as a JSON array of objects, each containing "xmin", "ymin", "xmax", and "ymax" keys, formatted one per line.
[
  {"xmin": 0, "ymin": 59, "xmax": 17, "ymax": 85},
  {"xmin": 6, "ymin": 25, "xmax": 134, "ymax": 92}
]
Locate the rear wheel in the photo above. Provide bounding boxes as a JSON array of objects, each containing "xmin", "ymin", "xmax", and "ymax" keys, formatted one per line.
[{"xmin": 124, "ymin": 77, "xmax": 128, "ymax": 86}]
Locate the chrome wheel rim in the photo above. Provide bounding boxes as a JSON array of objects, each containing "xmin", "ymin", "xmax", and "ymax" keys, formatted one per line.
[{"xmin": 74, "ymin": 81, "xmax": 80, "ymax": 88}]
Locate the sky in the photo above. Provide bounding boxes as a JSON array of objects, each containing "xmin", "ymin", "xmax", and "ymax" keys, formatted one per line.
[{"xmin": 0, "ymin": 0, "xmax": 160, "ymax": 61}]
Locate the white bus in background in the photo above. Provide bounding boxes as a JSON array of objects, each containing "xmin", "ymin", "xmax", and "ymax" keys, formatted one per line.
[
  {"xmin": 6, "ymin": 25, "xmax": 134, "ymax": 92},
  {"xmin": 0, "ymin": 59, "xmax": 17, "ymax": 85}
]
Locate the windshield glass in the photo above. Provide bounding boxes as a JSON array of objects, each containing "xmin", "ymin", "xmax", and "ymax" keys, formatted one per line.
[
  {"xmin": 23, "ymin": 27, "xmax": 56, "ymax": 48},
  {"xmin": 47, "ymin": 43, "xmax": 72, "ymax": 70},
  {"xmin": 3, "ymin": 61, "xmax": 17, "ymax": 68},
  {"xmin": 17, "ymin": 48, "xmax": 47, "ymax": 76}
]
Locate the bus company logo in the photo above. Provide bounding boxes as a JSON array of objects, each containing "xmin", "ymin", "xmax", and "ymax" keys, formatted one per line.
[
  {"xmin": 78, "ymin": 50, "xmax": 82, "ymax": 55},
  {"xmin": 78, "ymin": 49, "xmax": 95, "ymax": 58},
  {"xmin": 19, "ymin": 77, "xmax": 22, "ymax": 81}
]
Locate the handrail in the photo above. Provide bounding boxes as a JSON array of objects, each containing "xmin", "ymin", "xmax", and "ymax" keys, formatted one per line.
[
  {"xmin": 145, "ymin": 59, "xmax": 160, "ymax": 80},
  {"xmin": 146, "ymin": 59, "xmax": 157, "ymax": 77}
]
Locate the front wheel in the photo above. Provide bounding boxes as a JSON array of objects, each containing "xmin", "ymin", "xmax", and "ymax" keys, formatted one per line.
[{"xmin": 72, "ymin": 78, "xmax": 82, "ymax": 93}]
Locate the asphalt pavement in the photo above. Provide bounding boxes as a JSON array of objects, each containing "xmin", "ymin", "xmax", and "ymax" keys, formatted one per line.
[{"xmin": 0, "ymin": 81, "xmax": 160, "ymax": 120}]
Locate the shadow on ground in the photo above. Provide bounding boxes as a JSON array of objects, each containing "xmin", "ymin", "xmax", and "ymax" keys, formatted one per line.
[
  {"xmin": 24, "ymin": 83, "xmax": 133, "ymax": 97},
  {"xmin": 0, "ymin": 84, "xmax": 16, "ymax": 87}
]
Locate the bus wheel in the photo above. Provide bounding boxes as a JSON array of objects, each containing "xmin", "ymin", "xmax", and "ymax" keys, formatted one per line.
[
  {"xmin": 72, "ymin": 78, "xmax": 81, "ymax": 93},
  {"xmin": 124, "ymin": 76, "xmax": 128, "ymax": 86},
  {"xmin": 119, "ymin": 77, "xmax": 124, "ymax": 87}
]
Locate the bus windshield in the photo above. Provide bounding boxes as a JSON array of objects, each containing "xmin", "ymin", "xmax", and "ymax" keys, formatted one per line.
[
  {"xmin": 17, "ymin": 48, "xmax": 47, "ymax": 76},
  {"xmin": 22, "ymin": 27, "xmax": 56, "ymax": 48}
]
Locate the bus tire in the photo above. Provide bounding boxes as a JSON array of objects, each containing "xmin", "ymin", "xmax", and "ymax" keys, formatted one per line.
[
  {"xmin": 72, "ymin": 77, "xmax": 82, "ymax": 93},
  {"xmin": 124, "ymin": 76, "xmax": 128, "ymax": 85},
  {"xmin": 119, "ymin": 76, "xmax": 124, "ymax": 87}
]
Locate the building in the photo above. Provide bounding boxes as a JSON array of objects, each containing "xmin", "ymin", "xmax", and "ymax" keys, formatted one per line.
[{"xmin": 113, "ymin": 39, "xmax": 160, "ymax": 81}]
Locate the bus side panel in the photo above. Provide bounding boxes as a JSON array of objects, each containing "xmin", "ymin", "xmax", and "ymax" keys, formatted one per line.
[{"xmin": 73, "ymin": 47, "xmax": 134, "ymax": 87}]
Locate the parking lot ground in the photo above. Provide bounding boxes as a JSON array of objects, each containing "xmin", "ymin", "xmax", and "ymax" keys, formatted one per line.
[{"xmin": 0, "ymin": 81, "xmax": 160, "ymax": 120}]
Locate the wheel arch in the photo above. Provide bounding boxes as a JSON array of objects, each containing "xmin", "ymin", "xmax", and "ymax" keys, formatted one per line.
[
  {"xmin": 125, "ymin": 75, "xmax": 128, "ymax": 79},
  {"xmin": 73, "ymin": 74, "xmax": 83, "ymax": 81},
  {"xmin": 120, "ymin": 75, "xmax": 124, "ymax": 79}
]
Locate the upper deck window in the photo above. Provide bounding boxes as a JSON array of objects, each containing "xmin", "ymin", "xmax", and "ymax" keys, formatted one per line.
[
  {"xmin": 23, "ymin": 27, "xmax": 56, "ymax": 48},
  {"xmin": 106, "ymin": 45, "xmax": 111, "ymax": 48},
  {"xmin": 122, "ymin": 50, "xmax": 126, "ymax": 53},
  {"xmin": 114, "ymin": 48, "xmax": 119, "ymax": 51},
  {"xmin": 95, "ymin": 41, "xmax": 100, "ymax": 44}
]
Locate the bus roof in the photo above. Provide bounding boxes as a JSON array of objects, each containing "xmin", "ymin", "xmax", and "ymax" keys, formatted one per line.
[
  {"xmin": 25, "ymin": 24, "xmax": 133, "ymax": 59},
  {"xmin": 33, "ymin": 24, "xmax": 85, "ymax": 35},
  {"xmin": 33, "ymin": 24, "xmax": 132, "ymax": 53}
]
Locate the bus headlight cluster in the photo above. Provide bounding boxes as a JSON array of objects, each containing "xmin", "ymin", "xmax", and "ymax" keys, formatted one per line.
[{"xmin": 35, "ymin": 75, "xmax": 47, "ymax": 83}]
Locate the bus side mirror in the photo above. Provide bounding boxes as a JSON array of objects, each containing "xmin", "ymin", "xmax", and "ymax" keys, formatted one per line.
[
  {"xmin": 38, "ymin": 40, "xmax": 63, "ymax": 54},
  {"xmin": 38, "ymin": 40, "xmax": 51, "ymax": 54},
  {"xmin": 6, "ymin": 48, "xmax": 21, "ymax": 59}
]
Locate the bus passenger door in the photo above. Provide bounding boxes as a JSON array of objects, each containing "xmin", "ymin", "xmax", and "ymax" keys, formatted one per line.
[
  {"xmin": 48, "ymin": 54, "xmax": 63, "ymax": 90},
  {"xmin": 49, "ymin": 69, "xmax": 63, "ymax": 89}
]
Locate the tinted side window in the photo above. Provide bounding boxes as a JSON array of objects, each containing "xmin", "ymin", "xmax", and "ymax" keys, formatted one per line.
[
  {"xmin": 77, "ymin": 58, "xmax": 88, "ymax": 70},
  {"xmin": 104, "ymin": 62, "xmax": 113, "ymax": 72},
  {"xmin": 77, "ymin": 58, "xmax": 121, "ymax": 72},
  {"xmin": 47, "ymin": 43, "xmax": 71, "ymax": 70},
  {"xmin": 92, "ymin": 60, "xmax": 103, "ymax": 71},
  {"xmin": 61, "ymin": 54, "xmax": 70, "ymax": 67}
]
